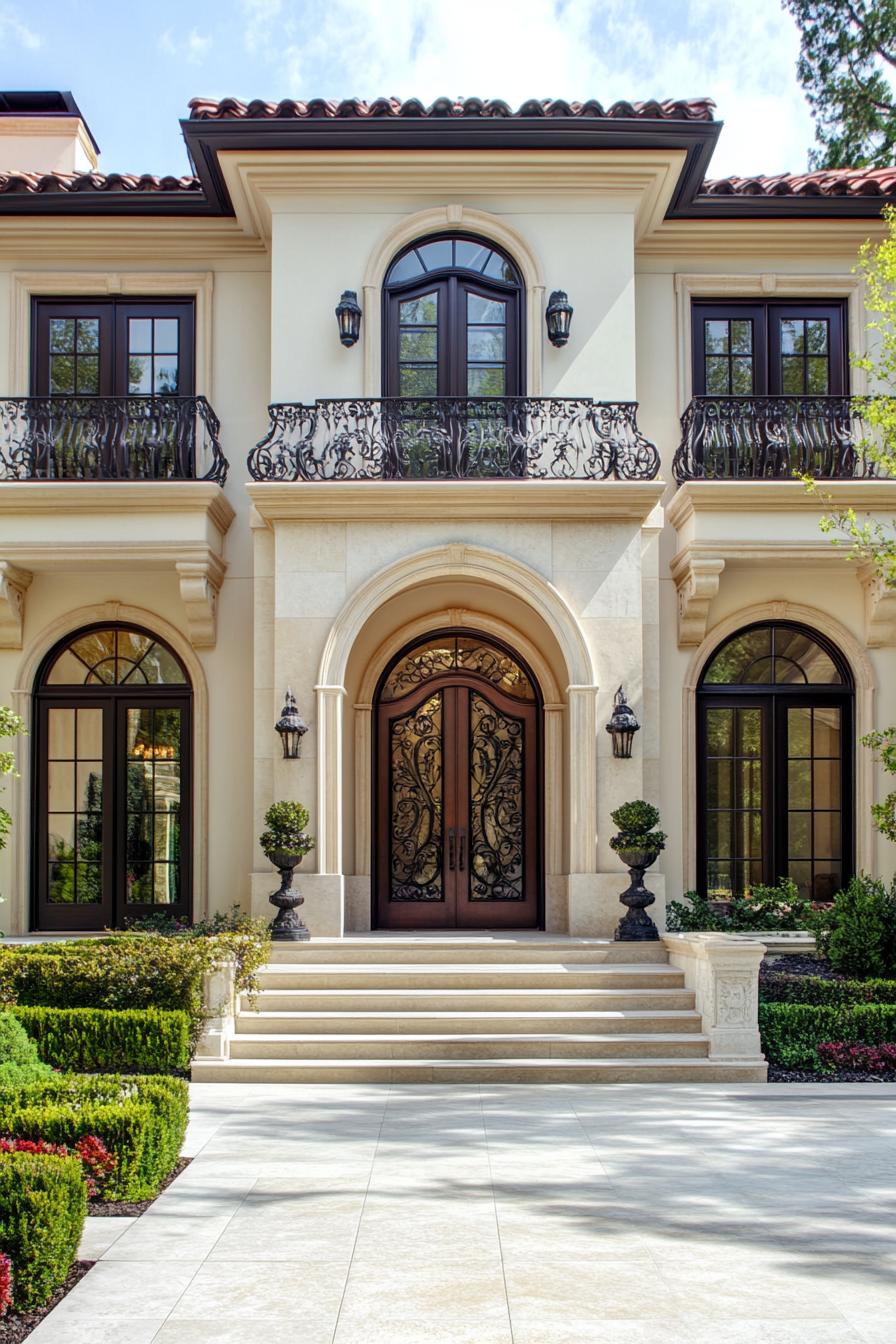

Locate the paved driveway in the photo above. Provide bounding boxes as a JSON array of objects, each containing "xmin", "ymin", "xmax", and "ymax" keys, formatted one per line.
[{"xmin": 30, "ymin": 1082, "xmax": 896, "ymax": 1343}]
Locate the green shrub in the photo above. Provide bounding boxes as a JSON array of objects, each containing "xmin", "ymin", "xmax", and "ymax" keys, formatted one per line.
[
  {"xmin": 13, "ymin": 1006, "xmax": 191, "ymax": 1075},
  {"xmin": 667, "ymin": 878, "xmax": 815, "ymax": 933},
  {"xmin": 609, "ymin": 800, "xmax": 666, "ymax": 854},
  {"xmin": 821, "ymin": 875, "xmax": 896, "ymax": 978},
  {"xmin": 0, "ymin": 1151, "xmax": 86, "ymax": 1310},
  {"xmin": 259, "ymin": 801, "xmax": 315, "ymax": 860},
  {"xmin": 760, "ymin": 974, "xmax": 896, "ymax": 1005},
  {"xmin": 0, "ymin": 1074, "xmax": 188, "ymax": 1202},
  {"xmin": 759, "ymin": 1002, "xmax": 896, "ymax": 1068},
  {"xmin": 0, "ymin": 1012, "xmax": 53, "ymax": 1086}
]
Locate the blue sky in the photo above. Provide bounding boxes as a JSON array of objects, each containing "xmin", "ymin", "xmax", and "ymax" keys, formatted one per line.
[{"xmin": 2, "ymin": 0, "xmax": 822, "ymax": 178}]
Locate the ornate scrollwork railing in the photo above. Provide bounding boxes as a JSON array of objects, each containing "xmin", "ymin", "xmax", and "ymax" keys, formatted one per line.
[
  {"xmin": 248, "ymin": 397, "xmax": 659, "ymax": 481},
  {"xmin": 0, "ymin": 396, "xmax": 228, "ymax": 484},
  {"xmin": 673, "ymin": 395, "xmax": 876, "ymax": 482}
]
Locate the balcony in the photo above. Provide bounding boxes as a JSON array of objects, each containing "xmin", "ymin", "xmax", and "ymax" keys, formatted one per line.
[
  {"xmin": 0, "ymin": 396, "xmax": 228, "ymax": 485},
  {"xmin": 673, "ymin": 396, "xmax": 876, "ymax": 483},
  {"xmin": 248, "ymin": 397, "xmax": 659, "ymax": 482}
]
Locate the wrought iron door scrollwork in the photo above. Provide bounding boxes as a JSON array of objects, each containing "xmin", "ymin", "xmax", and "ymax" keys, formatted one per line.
[
  {"xmin": 389, "ymin": 693, "xmax": 444, "ymax": 901},
  {"xmin": 469, "ymin": 693, "xmax": 525, "ymax": 901}
]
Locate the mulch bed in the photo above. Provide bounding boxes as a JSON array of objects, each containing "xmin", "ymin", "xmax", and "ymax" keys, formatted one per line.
[
  {"xmin": 760, "ymin": 953, "xmax": 843, "ymax": 980},
  {"xmin": 0, "ymin": 1261, "xmax": 94, "ymax": 1344},
  {"xmin": 88, "ymin": 1156, "xmax": 191, "ymax": 1216}
]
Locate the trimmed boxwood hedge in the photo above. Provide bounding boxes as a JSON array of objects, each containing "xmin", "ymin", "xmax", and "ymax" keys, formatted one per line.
[
  {"xmin": 12, "ymin": 1006, "xmax": 191, "ymax": 1075},
  {"xmin": 759, "ymin": 1002, "xmax": 896, "ymax": 1068},
  {"xmin": 0, "ymin": 1011, "xmax": 53, "ymax": 1086},
  {"xmin": 0, "ymin": 1074, "xmax": 188, "ymax": 1202},
  {"xmin": 760, "ymin": 973, "xmax": 896, "ymax": 1006},
  {"xmin": 0, "ymin": 1151, "xmax": 86, "ymax": 1310}
]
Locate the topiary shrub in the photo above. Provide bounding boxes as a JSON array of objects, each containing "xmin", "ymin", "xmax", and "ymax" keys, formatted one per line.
[
  {"xmin": 823, "ymin": 875, "xmax": 896, "ymax": 978},
  {"xmin": 0, "ymin": 1151, "xmax": 86, "ymax": 1311},
  {"xmin": 759, "ymin": 974, "xmax": 896, "ymax": 1006},
  {"xmin": 13, "ymin": 1006, "xmax": 191, "ymax": 1075},
  {"xmin": 259, "ymin": 801, "xmax": 315, "ymax": 862},
  {"xmin": 0, "ymin": 1012, "xmax": 53, "ymax": 1086},
  {"xmin": 608, "ymin": 800, "xmax": 666, "ymax": 854},
  {"xmin": 758, "ymin": 1002, "xmax": 896, "ymax": 1068},
  {"xmin": 0, "ymin": 1074, "xmax": 188, "ymax": 1202}
]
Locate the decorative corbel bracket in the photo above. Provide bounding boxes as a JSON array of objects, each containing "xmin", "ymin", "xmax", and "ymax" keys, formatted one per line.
[
  {"xmin": 860, "ymin": 563, "xmax": 896, "ymax": 648},
  {"xmin": 175, "ymin": 554, "xmax": 226, "ymax": 649},
  {"xmin": 0, "ymin": 561, "xmax": 32, "ymax": 649},
  {"xmin": 670, "ymin": 552, "xmax": 725, "ymax": 647}
]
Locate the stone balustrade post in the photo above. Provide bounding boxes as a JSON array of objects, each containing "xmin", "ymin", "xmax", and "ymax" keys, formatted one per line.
[
  {"xmin": 195, "ymin": 958, "xmax": 237, "ymax": 1060},
  {"xmin": 662, "ymin": 932, "xmax": 766, "ymax": 1065}
]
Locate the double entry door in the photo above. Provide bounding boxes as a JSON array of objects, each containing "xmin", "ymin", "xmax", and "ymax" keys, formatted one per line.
[{"xmin": 375, "ymin": 673, "xmax": 539, "ymax": 930}]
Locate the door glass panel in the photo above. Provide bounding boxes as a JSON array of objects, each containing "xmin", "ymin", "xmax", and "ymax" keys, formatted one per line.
[
  {"xmin": 397, "ymin": 291, "xmax": 438, "ymax": 400},
  {"xmin": 787, "ymin": 705, "xmax": 843, "ymax": 902},
  {"xmin": 469, "ymin": 692, "xmax": 525, "ymax": 901},
  {"xmin": 389, "ymin": 693, "xmax": 443, "ymax": 902},
  {"xmin": 704, "ymin": 705, "xmax": 764, "ymax": 897},
  {"xmin": 48, "ymin": 317, "xmax": 101, "ymax": 397},
  {"xmin": 703, "ymin": 318, "xmax": 754, "ymax": 394},
  {"xmin": 46, "ymin": 705, "xmax": 103, "ymax": 904},
  {"xmin": 125, "ymin": 706, "xmax": 183, "ymax": 905},
  {"xmin": 466, "ymin": 291, "xmax": 507, "ymax": 400},
  {"xmin": 128, "ymin": 316, "xmax": 180, "ymax": 395}
]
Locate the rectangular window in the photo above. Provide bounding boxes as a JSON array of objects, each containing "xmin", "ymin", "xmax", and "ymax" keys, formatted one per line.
[
  {"xmin": 692, "ymin": 300, "xmax": 846, "ymax": 396},
  {"xmin": 33, "ymin": 299, "xmax": 195, "ymax": 397}
]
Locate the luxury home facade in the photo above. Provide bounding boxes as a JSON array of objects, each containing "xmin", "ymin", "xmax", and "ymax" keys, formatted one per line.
[{"xmin": 1, "ymin": 90, "xmax": 894, "ymax": 941}]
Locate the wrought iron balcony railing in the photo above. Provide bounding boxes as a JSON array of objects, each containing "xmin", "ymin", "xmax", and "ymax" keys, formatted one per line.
[
  {"xmin": 673, "ymin": 395, "xmax": 876, "ymax": 483},
  {"xmin": 248, "ymin": 397, "xmax": 660, "ymax": 482},
  {"xmin": 0, "ymin": 396, "xmax": 228, "ymax": 485}
]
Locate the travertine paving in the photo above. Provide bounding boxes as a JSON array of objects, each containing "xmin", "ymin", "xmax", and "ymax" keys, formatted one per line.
[{"xmin": 30, "ymin": 1082, "xmax": 896, "ymax": 1343}]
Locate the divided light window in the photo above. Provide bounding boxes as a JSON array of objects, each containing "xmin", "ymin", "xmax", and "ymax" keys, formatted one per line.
[
  {"xmin": 32, "ymin": 299, "xmax": 195, "ymax": 397},
  {"xmin": 691, "ymin": 301, "xmax": 847, "ymax": 396}
]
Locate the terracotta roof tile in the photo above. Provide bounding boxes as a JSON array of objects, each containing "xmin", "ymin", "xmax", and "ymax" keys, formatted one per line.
[
  {"xmin": 187, "ymin": 95, "xmax": 717, "ymax": 122},
  {"xmin": 702, "ymin": 167, "xmax": 896, "ymax": 199},
  {"xmin": 0, "ymin": 170, "xmax": 201, "ymax": 196}
]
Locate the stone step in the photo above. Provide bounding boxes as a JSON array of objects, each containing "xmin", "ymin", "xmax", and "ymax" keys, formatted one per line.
[
  {"xmin": 248, "ymin": 987, "xmax": 696, "ymax": 1013},
  {"xmin": 192, "ymin": 1056, "xmax": 768, "ymax": 1084},
  {"xmin": 265, "ymin": 938, "xmax": 670, "ymax": 965},
  {"xmin": 255, "ymin": 963, "xmax": 685, "ymax": 992},
  {"xmin": 228, "ymin": 1032, "xmax": 710, "ymax": 1060},
  {"xmin": 235, "ymin": 1008, "xmax": 704, "ymax": 1036}
]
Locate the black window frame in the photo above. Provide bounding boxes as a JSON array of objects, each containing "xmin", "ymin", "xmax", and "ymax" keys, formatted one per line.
[
  {"xmin": 692, "ymin": 299, "xmax": 848, "ymax": 397},
  {"xmin": 696, "ymin": 621, "xmax": 854, "ymax": 901},
  {"xmin": 32, "ymin": 297, "xmax": 196, "ymax": 397}
]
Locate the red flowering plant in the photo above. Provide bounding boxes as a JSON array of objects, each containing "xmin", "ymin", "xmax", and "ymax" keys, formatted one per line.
[
  {"xmin": 817, "ymin": 1041, "xmax": 896, "ymax": 1073},
  {"xmin": 0, "ymin": 1136, "xmax": 117, "ymax": 1198},
  {"xmin": 0, "ymin": 1252, "xmax": 11, "ymax": 1318}
]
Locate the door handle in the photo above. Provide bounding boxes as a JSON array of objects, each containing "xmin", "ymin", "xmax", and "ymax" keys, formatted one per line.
[
  {"xmin": 448, "ymin": 828, "xmax": 456, "ymax": 870},
  {"xmin": 458, "ymin": 829, "xmax": 466, "ymax": 871}
]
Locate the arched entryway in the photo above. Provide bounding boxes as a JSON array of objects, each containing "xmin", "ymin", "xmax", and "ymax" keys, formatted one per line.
[
  {"xmin": 33, "ymin": 623, "xmax": 192, "ymax": 930},
  {"xmin": 373, "ymin": 630, "xmax": 542, "ymax": 930}
]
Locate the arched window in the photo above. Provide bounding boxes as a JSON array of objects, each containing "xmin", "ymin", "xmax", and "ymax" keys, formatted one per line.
[
  {"xmin": 383, "ymin": 234, "xmax": 524, "ymax": 398},
  {"xmin": 697, "ymin": 621, "xmax": 853, "ymax": 902},
  {"xmin": 34, "ymin": 624, "xmax": 192, "ymax": 930}
]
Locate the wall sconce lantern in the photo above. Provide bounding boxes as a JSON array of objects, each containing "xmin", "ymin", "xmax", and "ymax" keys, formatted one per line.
[
  {"xmin": 335, "ymin": 289, "xmax": 362, "ymax": 347},
  {"xmin": 545, "ymin": 289, "xmax": 573, "ymax": 347},
  {"xmin": 275, "ymin": 688, "xmax": 309, "ymax": 760},
  {"xmin": 606, "ymin": 685, "xmax": 640, "ymax": 760}
]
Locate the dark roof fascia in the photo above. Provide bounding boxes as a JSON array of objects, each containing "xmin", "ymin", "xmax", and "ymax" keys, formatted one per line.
[
  {"xmin": 0, "ymin": 189, "xmax": 216, "ymax": 217},
  {"xmin": 672, "ymin": 193, "xmax": 895, "ymax": 219},
  {"xmin": 0, "ymin": 89, "xmax": 101, "ymax": 156}
]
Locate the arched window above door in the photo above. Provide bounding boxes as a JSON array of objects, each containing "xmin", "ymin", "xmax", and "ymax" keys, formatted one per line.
[
  {"xmin": 697, "ymin": 621, "xmax": 853, "ymax": 903},
  {"xmin": 383, "ymin": 233, "xmax": 524, "ymax": 398}
]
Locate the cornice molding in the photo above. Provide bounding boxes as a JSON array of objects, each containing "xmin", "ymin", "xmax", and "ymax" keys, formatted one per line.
[
  {"xmin": 637, "ymin": 217, "xmax": 887, "ymax": 257},
  {"xmin": 247, "ymin": 479, "xmax": 666, "ymax": 524},
  {"xmin": 666, "ymin": 480, "xmax": 896, "ymax": 529},
  {"xmin": 0, "ymin": 480, "xmax": 235, "ymax": 532}
]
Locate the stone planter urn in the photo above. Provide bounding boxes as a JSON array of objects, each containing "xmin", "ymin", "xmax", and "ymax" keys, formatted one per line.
[
  {"xmin": 613, "ymin": 845, "xmax": 661, "ymax": 942},
  {"xmin": 266, "ymin": 850, "xmax": 310, "ymax": 942}
]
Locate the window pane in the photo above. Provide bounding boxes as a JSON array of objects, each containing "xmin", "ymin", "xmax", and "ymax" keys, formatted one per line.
[
  {"xmin": 813, "ymin": 863, "xmax": 841, "ymax": 903},
  {"xmin": 705, "ymin": 357, "xmax": 730, "ymax": 394},
  {"xmin": 455, "ymin": 240, "xmax": 492, "ymax": 272},
  {"xmin": 705, "ymin": 707, "xmax": 733, "ymax": 754},
  {"xmin": 737, "ymin": 758, "xmax": 762, "ymax": 808},
  {"xmin": 814, "ymin": 811, "xmax": 841, "ymax": 859},
  {"xmin": 388, "ymin": 251, "xmax": 425, "ymax": 284},
  {"xmin": 788, "ymin": 759, "xmax": 811, "ymax": 808},
  {"xmin": 154, "ymin": 709, "xmax": 181, "ymax": 757},
  {"xmin": 77, "ymin": 862, "xmax": 103, "ymax": 904},
  {"xmin": 128, "ymin": 355, "xmax": 152, "ymax": 394},
  {"xmin": 153, "ymin": 318, "xmax": 179, "ymax": 354},
  {"xmin": 153, "ymin": 358, "xmax": 178, "ymax": 393},
  {"xmin": 807, "ymin": 358, "xmax": 829, "ymax": 393},
  {"xmin": 813, "ymin": 707, "xmax": 841, "ymax": 756},
  {"xmin": 132, "ymin": 643, "xmax": 187, "ymax": 686},
  {"xmin": 704, "ymin": 628, "xmax": 772, "ymax": 683},
  {"xmin": 781, "ymin": 357, "xmax": 804, "ymax": 393},
  {"xmin": 806, "ymin": 319, "xmax": 828, "ymax": 354},
  {"xmin": 50, "ymin": 318, "xmax": 74, "ymax": 353},
  {"xmin": 737, "ymin": 811, "xmax": 762, "ymax": 857},
  {"xmin": 76, "ymin": 811, "xmax": 102, "ymax": 865},
  {"xmin": 789, "ymin": 860, "xmax": 812, "ymax": 900},
  {"xmin": 417, "ymin": 239, "xmax": 453, "ymax": 271},
  {"xmin": 787, "ymin": 707, "xmax": 812, "ymax": 755},
  {"xmin": 736, "ymin": 708, "xmax": 763, "ymax": 758},
  {"xmin": 706, "ymin": 758, "xmax": 732, "ymax": 807},
  {"xmin": 48, "ymin": 814, "xmax": 74, "ymax": 854},
  {"xmin": 128, "ymin": 708, "xmax": 154, "ymax": 758},
  {"xmin": 468, "ymin": 366, "xmax": 505, "ymax": 395},
  {"xmin": 780, "ymin": 319, "xmax": 804, "ymax": 354},
  {"xmin": 467, "ymin": 295, "xmax": 505, "ymax": 324},
  {"xmin": 789, "ymin": 811, "xmax": 811, "ymax": 859},
  {"xmin": 400, "ymin": 330, "xmax": 437, "ymax": 360},
  {"xmin": 76, "ymin": 762, "xmax": 102, "ymax": 813},
  {"xmin": 48, "ymin": 762, "xmax": 73, "ymax": 812},
  {"xmin": 128, "ymin": 318, "xmax": 153, "ymax": 353},
  {"xmin": 707, "ymin": 811, "xmax": 731, "ymax": 857},
  {"xmin": 399, "ymin": 366, "xmax": 438, "ymax": 396},
  {"xmin": 76, "ymin": 319, "xmax": 100, "ymax": 354},
  {"xmin": 704, "ymin": 320, "xmax": 729, "ymax": 354},
  {"xmin": 814, "ymin": 759, "xmax": 841, "ymax": 809},
  {"xmin": 47, "ymin": 650, "xmax": 87, "ymax": 685},
  {"xmin": 127, "ymin": 811, "xmax": 153, "ymax": 861},
  {"xmin": 116, "ymin": 630, "xmax": 152, "ymax": 666},
  {"xmin": 730, "ymin": 320, "xmax": 753, "ymax": 354},
  {"xmin": 775, "ymin": 628, "xmax": 840, "ymax": 683},
  {"xmin": 468, "ymin": 327, "xmax": 506, "ymax": 361},
  {"xmin": 48, "ymin": 861, "xmax": 75, "ymax": 903},
  {"xmin": 127, "ymin": 862, "xmax": 152, "ymax": 904},
  {"xmin": 483, "ymin": 252, "xmax": 515, "ymax": 282},
  {"xmin": 49, "ymin": 356, "xmax": 74, "ymax": 394},
  {"xmin": 48, "ymin": 709, "xmax": 75, "ymax": 759},
  {"xmin": 399, "ymin": 294, "xmax": 438, "ymax": 325},
  {"xmin": 76, "ymin": 356, "xmax": 99, "ymax": 394},
  {"xmin": 731, "ymin": 358, "xmax": 753, "ymax": 394}
]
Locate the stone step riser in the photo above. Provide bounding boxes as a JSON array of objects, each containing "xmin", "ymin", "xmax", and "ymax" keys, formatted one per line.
[
  {"xmin": 249, "ymin": 990, "xmax": 696, "ymax": 1012},
  {"xmin": 256, "ymin": 969, "xmax": 685, "ymax": 991},
  {"xmin": 192, "ymin": 1058, "xmax": 768, "ymax": 1084},
  {"xmin": 265, "ymin": 942, "xmax": 670, "ymax": 965},
  {"xmin": 228, "ymin": 1034, "xmax": 710, "ymax": 1060},
  {"xmin": 235, "ymin": 1011, "xmax": 704, "ymax": 1036}
]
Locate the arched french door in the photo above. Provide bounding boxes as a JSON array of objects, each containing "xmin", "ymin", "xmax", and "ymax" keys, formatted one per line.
[
  {"xmin": 373, "ymin": 631, "xmax": 542, "ymax": 930},
  {"xmin": 697, "ymin": 620, "xmax": 854, "ymax": 902},
  {"xmin": 33, "ymin": 623, "xmax": 192, "ymax": 930}
]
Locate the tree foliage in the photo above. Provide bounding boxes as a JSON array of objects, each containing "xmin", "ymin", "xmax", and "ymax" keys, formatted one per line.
[{"xmin": 783, "ymin": 0, "xmax": 896, "ymax": 167}]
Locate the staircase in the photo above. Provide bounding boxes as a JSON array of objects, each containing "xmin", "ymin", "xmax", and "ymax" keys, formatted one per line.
[{"xmin": 191, "ymin": 936, "xmax": 768, "ymax": 1083}]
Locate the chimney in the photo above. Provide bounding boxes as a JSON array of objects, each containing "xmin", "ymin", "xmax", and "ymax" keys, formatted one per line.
[{"xmin": 0, "ymin": 90, "xmax": 99, "ymax": 174}]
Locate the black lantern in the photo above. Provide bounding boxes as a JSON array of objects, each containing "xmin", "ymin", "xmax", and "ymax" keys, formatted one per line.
[
  {"xmin": 545, "ymin": 290, "xmax": 573, "ymax": 347},
  {"xmin": 275, "ymin": 688, "xmax": 308, "ymax": 760},
  {"xmin": 606, "ymin": 685, "xmax": 640, "ymax": 759},
  {"xmin": 335, "ymin": 290, "xmax": 362, "ymax": 347}
]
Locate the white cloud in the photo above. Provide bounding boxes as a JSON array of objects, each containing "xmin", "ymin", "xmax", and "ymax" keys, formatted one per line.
[
  {"xmin": 159, "ymin": 27, "xmax": 212, "ymax": 64},
  {"xmin": 0, "ymin": 3, "xmax": 41, "ymax": 49},
  {"xmin": 238, "ymin": 0, "xmax": 820, "ymax": 175}
]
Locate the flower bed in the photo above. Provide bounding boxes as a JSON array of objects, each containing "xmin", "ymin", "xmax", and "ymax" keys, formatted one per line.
[{"xmin": 817, "ymin": 1041, "xmax": 896, "ymax": 1074}]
